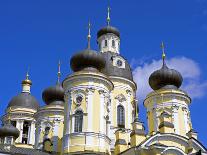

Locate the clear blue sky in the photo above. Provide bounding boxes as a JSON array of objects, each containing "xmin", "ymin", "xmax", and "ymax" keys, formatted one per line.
[{"xmin": 0, "ymin": 0, "xmax": 207, "ymax": 146}]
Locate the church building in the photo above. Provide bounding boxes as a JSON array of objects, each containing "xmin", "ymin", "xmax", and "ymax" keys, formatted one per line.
[{"xmin": 0, "ymin": 6, "xmax": 206, "ymax": 155}]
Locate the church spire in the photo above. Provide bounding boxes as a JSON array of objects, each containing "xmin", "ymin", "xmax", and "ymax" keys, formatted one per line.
[
  {"xmin": 161, "ymin": 41, "xmax": 166, "ymax": 66},
  {"xmin": 87, "ymin": 20, "xmax": 91, "ymax": 49},
  {"xmin": 57, "ymin": 60, "xmax": 61, "ymax": 84},
  {"xmin": 107, "ymin": 6, "xmax": 111, "ymax": 26}
]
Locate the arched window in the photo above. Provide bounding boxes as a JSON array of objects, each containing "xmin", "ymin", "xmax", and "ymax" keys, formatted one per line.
[
  {"xmin": 74, "ymin": 110, "xmax": 83, "ymax": 132},
  {"xmin": 117, "ymin": 105, "xmax": 125, "ymax": 128},
  {"xmin": 104, "ymin": 40, "xmax": 108, "ymax": 47},
  {"xmin": 112, "ymin": 40, "xmax": 115, "ymax": 47}
]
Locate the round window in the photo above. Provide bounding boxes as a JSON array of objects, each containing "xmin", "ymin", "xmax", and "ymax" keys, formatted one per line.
[
  {"xmin": 117, "ymin": 60, "xmax": 123, "ymax": 67},
  {"xmin": 76, "ymin": 95, "xmax": 83, "ymax": 104}
]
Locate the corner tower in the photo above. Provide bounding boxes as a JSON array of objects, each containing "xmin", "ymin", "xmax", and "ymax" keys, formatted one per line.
[
  {"xmin": 34, "ymin": 62, "xmax": 64, "ymax": 154},
  {"xmin": 144, "ymin": 43, "xmax": 193, "ymax": 137}
]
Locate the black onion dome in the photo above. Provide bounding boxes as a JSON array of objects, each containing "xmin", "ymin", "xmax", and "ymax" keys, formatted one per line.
[
  {"xmin": 97, "ymin": 26, "xmax": 120, "ymax": 38},
  {"xmin": 70, "ymin": 49, "xmax": 105, "ymax": 72},
  {"xmin": 42, "ymin": 83, "xmax": 65, "ymax": 105},
  {"xmin": 101, "ymin": 52, "xmax": 133, "ymax": 81},
  {"xmin": 149, "ymin": 62, "xmax": 183, "ymax": 90},
  {"xmin": 0, "ymin": 123, "xmax": 20, "ymax": 139},
  {"xmin": 7, "ymin": 93, "xmax": 39, "ymax": 110}
]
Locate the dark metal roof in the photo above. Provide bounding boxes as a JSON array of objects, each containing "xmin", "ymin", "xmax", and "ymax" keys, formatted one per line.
[
  {"xmin": 0, "ymin": 144, "xmax": 52, "ymax": 155},
  {"xmin": 42, "ymin": 83, "xmax": 64, "ymax": 105},
  {"xmin": 7, "ymin": 92, "xmax": 39, "ymax": 110},
  {"xmin": 100, "ymin": 52, "xmax": 133, "ymax": 81},
  {"xmin": 149, "ymin": 62, "xmax": 183, "ymax": 90},
  {"xmin": 0, "ymin": 123, "xmax": 19, "ymax": 139},
  {"xmin": 70, "ymin": 49, "xmax": 105, "ymax": 72},
  {"xmin": 97, "ymin": 26, "xmax": 120, "ymax": 38}
]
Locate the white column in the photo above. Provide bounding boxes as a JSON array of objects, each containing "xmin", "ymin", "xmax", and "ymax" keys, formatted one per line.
[
  {"xmin": 18, "ymin": 120, "xmax": 24, "ymax": 143},
  {"xmin": 172, "ymin": 105, "xmax": 179, "ymax": 134},
  {"xmin": 86, "ymin": 88, "xmax": 95, "ymax": 132},
  {"xmin": 29, "ymin": 121, "xmax": 35, "ymax": 145}
]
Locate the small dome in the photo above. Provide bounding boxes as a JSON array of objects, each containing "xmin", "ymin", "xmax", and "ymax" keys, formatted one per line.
[
  {"xmin": 0, "ymin": 123, "xmax": 20, "ymax": 139},
  {"xmin": 97, "ymin": 26, "xmax": 120, "ymax": 38},
  {"xmin": 7, "ymin": 93, "xmax": 39, "ymax": 110},
  {"xmin": 149, "ymin": 62, "xmax": 183, "ymax": 90},
  {"xmin": 70, "ymin": 49, "xmax": 105, "ymax": 72},
  {"xmin": 101, "ymin": 52, "xmax": 133, "ymax": 81},
  {"xmin": 42, "ymin": 83, "xmax": 65, "ymax": 105}
]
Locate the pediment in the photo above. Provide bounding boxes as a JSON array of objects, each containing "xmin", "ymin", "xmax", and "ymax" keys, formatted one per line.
[{"xmin": 139, "ymin": 133, "xmax": 206, "ymax": 153}]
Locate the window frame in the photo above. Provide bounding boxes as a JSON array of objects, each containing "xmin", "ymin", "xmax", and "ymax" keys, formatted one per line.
[
  {"xmin": 74, "ymin": 110, "xmax": 83, "ymax": 133},
  {"xmin": 117, "ymin": 105, "xmax": 125, "ymax": 128}
]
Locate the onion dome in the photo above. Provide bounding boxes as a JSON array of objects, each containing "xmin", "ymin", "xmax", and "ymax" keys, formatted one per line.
[
  {"xmin": 42, "ymin": 83, "xmax": 64, "ymax": 105},
  {"xmin": 97, "ymin": 26, "xmax": 120, "ymax": 39},
  {"xmin": 0, "ymin": 123, "xmax": 20, "ymax": 139},
  {"xmin": 97, "ymin": 7, "xmax": 120, "ymax": 39},
  {"xmin": 101, "ymin": 52, "xmax": 133, "ymax": 80},
  {"xmin": 70, "ymin": 49, "xmax": 105, "ymax": 72},
  {"xmin": 149, "ymin": 43, "xmax": 183, "ymax": 90},
  {"xmin": 70, "ymin": 21, "xmax": 105, "ymax": 72},
  {"xmin": 7, "ymin": 73, "xmax": 39, "ymax": 110},
  {"xmin": 42, "ymin": 62, "xmax": 65, "ymax": 105}
]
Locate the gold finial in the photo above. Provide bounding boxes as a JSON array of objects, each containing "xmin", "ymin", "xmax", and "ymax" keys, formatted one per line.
[
  {"xmin": 57, "ymin": 60, "xmax": 61, "ymax": 83},
  {"xmin": 107, "ymin": 6, "xmax": 111, "ymax": 26},
  {"xmin": 22, "ymin": 67, "xmax": 32, "ymax": 86},
  {"xmin": 161, "ymin": 41, "xmax": 166, "ymax": 61},
  {"xmin": 87, "ymin": 20, "xmax": 91, "ymax": 49}
]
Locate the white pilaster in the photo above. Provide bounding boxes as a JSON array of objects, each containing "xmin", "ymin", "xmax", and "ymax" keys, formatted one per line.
[
  {"xmin": 99, "ymin": 90, "xmax": 105, "ymax": 134},
  {"xmin": 63, "ymin": 93, "xmax": 72, "ymax": 150},
  {"xmin": 183, "ymin": 107, "xmax": 189, "ymax": 134},
  {"xmin": 86, "ymin": 88, "xmax": 95, "ymax": 132},
  {"xmin": 172, "ymin": 105, "xmax": 179, "ymax": 134},
  {"xmin": 53, "ymin": 120, "xmax": 60, "ymax": 152}
]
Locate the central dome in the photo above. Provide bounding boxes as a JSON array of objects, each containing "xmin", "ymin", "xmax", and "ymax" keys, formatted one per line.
[
  {"xmin": 70, "ymin": 49, "xmax": 105, "ymax": 72},
  {"xmin": 7, "ymin": 93, "xmax": 39, "ymax": 110}
]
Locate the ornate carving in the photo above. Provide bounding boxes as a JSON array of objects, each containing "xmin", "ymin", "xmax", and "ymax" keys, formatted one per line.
[
  {"xmin": 98, "ymin": 89, "xmax": 106, "ymax": 95},
  {"xmin": 86, "ymin": 87, "xmax": 95, "ymax": 94},
  {"xmin": 115, "ymin": 94, "xmax": 126, "ymax": 102},
  {"xmin": 126, "ymin": 89, "xmax": 132, "ymax": 95}
]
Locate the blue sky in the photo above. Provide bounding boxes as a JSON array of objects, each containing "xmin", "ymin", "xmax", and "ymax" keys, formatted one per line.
[{"xmin": 0, "ymin": 0, "xmax": 207, "ymax": 146}]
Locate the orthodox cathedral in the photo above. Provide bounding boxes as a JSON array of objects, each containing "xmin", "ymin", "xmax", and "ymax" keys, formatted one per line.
[{"xmin": 0, "ymin": 7, "xmax": 206, "ymax": 155}]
